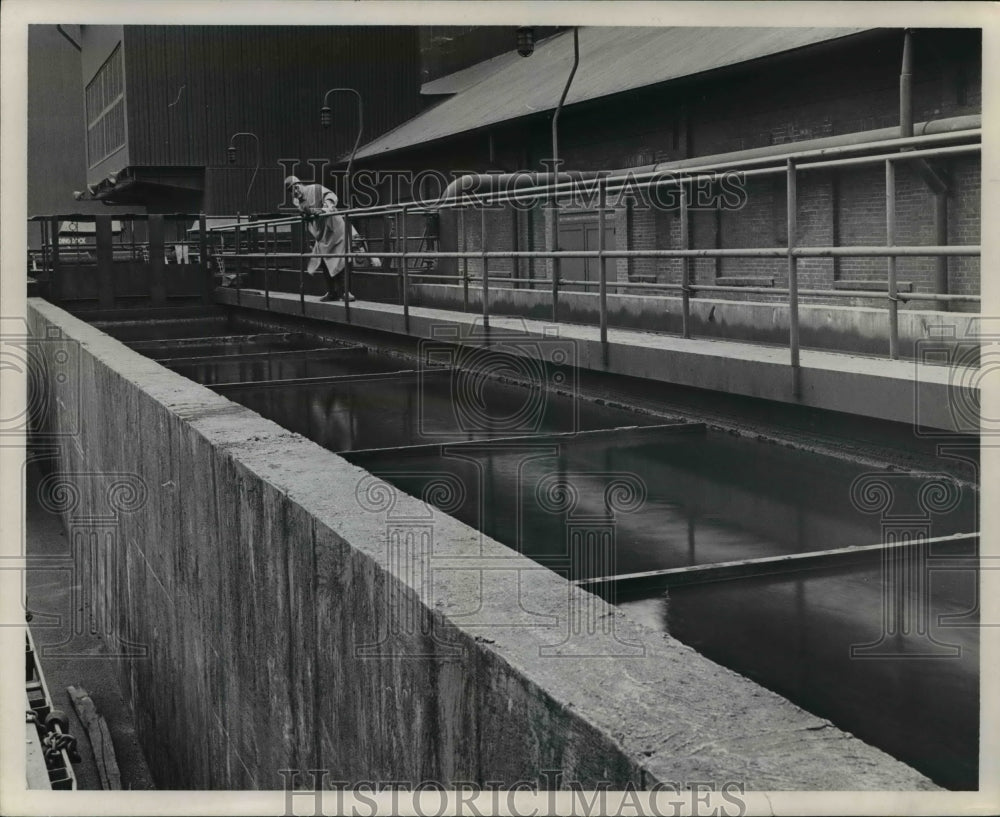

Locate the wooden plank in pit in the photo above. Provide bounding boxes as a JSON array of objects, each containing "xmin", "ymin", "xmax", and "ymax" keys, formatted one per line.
[{"xmin": 67, "ymin": 685, "xmax": 122, "ymax": 790}]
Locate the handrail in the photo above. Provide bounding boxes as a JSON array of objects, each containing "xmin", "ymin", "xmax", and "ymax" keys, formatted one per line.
[
  {"xmin": 204, "ymin": 128, "xmax": 981, "ymax": 230},
  {"xmin": 36, "ymin": 126, "xmax": 981, "ymax": 365}
]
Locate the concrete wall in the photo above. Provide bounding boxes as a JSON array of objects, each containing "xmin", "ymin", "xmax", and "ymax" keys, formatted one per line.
[
  {"xmin": 27, "ymin": 297, "xmax": 938, "ymax": 790},
  {"xmin": 408, "ymin": 282, "xmax": 980, "ymax": 359}
]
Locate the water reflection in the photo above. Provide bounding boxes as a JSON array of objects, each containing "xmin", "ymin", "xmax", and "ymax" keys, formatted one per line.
[
  {"xmin": 228, "ymin": 374, "xmax": 661, "ymax": 452},
  {"xmin": 618, "ymin": 556, "xmax": 979, "ymax": 790},
  {"xmin": 361, "ymin": 432, "xmax": 975, "ymax": 576}
]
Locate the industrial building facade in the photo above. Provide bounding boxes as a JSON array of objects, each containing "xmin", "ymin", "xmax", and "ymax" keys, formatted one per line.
[
  {"xmin": 353, "ymin": 27, "xmax": 981, "ymax": 311},
  {"xmin": 30, "ymin": 24, "xmax": 425, "ymax": 215},
  {"xmin": 16, "ymin": 19, "xmax": 987, "ymax": 803}
]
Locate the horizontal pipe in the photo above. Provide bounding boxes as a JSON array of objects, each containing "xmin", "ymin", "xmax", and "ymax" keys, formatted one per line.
[
  {"xmin": 798, "ymin": 142, "xmax": 978, "ymax": 172},
  {"xmin": 200, "ymin": 123, "xmax": 982, "ymax": 230},
  {"xmin": 157, "ymin": 346, "xmax": 365, "ymax": 366},
  {"xmin": 212, "ymin": 368, "xmax": 430, "ymax": 391},
  {"xmin": 397, "ymin": 279, "xmax": 981, "ymax": 302},
  {"xmin": 576, "ymin": 531, "xmax": 978, "ymax": 591},
  {"xmin": 220, "ymin": 244, "xmax": 979, "ymax": 261},
  {"xmin": 345, "ymin": 421, "xmax": 704, "ymax": 460}
]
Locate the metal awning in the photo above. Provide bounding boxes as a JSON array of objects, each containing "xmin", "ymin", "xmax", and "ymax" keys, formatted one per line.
[{"xmin": 357, "ymin": 26, "xmax": 870, "ymax": 160}]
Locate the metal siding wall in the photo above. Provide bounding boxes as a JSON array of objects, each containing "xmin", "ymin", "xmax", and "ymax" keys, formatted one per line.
[{"xmin": 120, "ymin": 26, "xmax": 421, "ymax": 213}]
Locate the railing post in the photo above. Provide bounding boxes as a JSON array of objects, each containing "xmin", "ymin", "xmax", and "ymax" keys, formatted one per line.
[
  {"xmin": 299, "ymin": 216, "xmax": 306, "ymax": 315},
  {"xmin": 680, "ymin": 184, "xmax": 691, "ymax": 338},
  {"xmin": 148, "ymin": 215, "xmax": 167, "ymax": 307},
  {"xmin": 886, "ymin": 160, "xmax": 900, "ymax": 359},
  {"xmin": 263, "ymin": 221, "xmax": 271, "ymax": 311},
  {"xmin": 551, "ymin": 181, "xmax": 560, "ymax": 322},
  {"xmin": 343, "ymin": 212, "xmax": 352, "ymax": 322},
  {"xmin": 786, "ymin": 159, "xmax": 801, "ymax": 377},
  {"xmin": 461, "ymin": 208, "xmax": 469, "ymax": 312},
  {"xmin": 234, "ymin": 216, "xmax": 242, "ymax": 306},
  {"xmin": 401, "ymin": 207, "xmax": 410, "ymax": 333},
  {"xmin": 40, "ymin": 219, "xmax": 49, "ymax": 284},
  {"xmin": 96, "ymin": 215, "xmax": 115, "ymax": 309},
  {"xmin": 199, "ymin": 214, "xmax": 212, "ymax": 303},
  {"xmin": 481, "ymin": 207, "xmax": 490, "ymax": 329},
  {"xmin": 49, "ymin": 217, "xmax": 61, "ymax": 301},
  {"xmin": 599, "ymin": 182, "xmax": 608, "ymax": 344}
]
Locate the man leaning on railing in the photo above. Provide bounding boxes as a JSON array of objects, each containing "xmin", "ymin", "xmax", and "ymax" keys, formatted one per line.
[{"xmin": 285, "ymin": 175, "xmax": 380, "ymax": 303}]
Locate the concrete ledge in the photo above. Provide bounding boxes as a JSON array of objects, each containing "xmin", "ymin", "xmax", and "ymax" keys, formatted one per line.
[
  {"xmin": 406, "ymin": 283, "xmax": 980, "ymax": 358},
  {"xmin": 27, "ymin": 297, "xmax": 939, "ymax": 790},
  {"xmin": 217, "ymin": 288, "xmax": 974, "ymax": 433}
]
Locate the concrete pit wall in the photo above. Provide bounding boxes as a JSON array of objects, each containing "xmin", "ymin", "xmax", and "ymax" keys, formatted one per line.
[
  {"xmin": 26, "ymin": 297, "xmax": 938, "ymax": 791},
  {"xmin": 409, "ymin": 283, "xmax": 980, "ymax": 360}
]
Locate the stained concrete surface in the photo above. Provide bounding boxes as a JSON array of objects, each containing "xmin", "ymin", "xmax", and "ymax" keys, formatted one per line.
[
  {"xmin": 26, "ymin": 297, "xmax": 942, "ymax": 790},
  {"xmin": 25, "ymin": 456, "xmax": 156, "ymax": 791},
  {"xmin": 216, "ymin": 289, "xmax": 973, "ymax": 433}
]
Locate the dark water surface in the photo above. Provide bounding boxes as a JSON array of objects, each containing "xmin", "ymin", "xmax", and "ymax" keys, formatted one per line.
[
  {"xmin": 357, "ymin": 431, "xmax": 978, "ymax": 790},
  {"xmin": 135, "ymin": 334, "xmax": 334, "ymax": 360},
  {"xmin": 358, "ymin": 431, "xmax": 975, "ymax": 574},
  {"xmin": 618, "ymin": 557, "xmax": 979, "ymax": 790},
  {"xmin": 120, "ymin": 318, "xmax": 979, "ymax": 790},
  {"xmin": 169, "ymin": 349, "xmax": 406, "ymax": 385},
  {"xmin": 98, "ymin": 318, "xmax": 233, "ymax": 342},
  {"xmin": 224, "ymin": 373, "xmax": 662, "ymax": 451}
]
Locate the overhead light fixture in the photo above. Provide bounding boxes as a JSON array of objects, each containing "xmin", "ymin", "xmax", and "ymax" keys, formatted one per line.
[
  {"xmin": 517, "ymin": 27, "xmax": 535, "ymax": 57},
  {"xmin": 320, "ymin": 106, "xmax": 332, "ymax": 127}
]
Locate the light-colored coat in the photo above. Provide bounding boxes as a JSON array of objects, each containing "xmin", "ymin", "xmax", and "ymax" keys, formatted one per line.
[{"xmin": 292, "ymin": 183, "xmax": 347, "ymax": 277}]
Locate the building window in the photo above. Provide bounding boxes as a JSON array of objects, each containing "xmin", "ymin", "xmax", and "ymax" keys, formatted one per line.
[{"xmin": 85, "ymin": 44, "xmax": 125, "ymax": 168}]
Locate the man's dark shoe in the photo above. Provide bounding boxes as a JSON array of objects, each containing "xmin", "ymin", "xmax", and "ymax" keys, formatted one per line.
[{"xmin": 319, "ymin": 292, "xmax": 336, "ymax": 302}]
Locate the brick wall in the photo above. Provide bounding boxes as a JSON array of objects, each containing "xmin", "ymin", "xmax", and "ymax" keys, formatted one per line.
[{"xmin": 367, "ymin": 28, "xmax": 981, "ymax": 309}]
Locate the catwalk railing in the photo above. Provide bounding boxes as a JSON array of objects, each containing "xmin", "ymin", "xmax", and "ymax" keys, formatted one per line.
[{"xmin": 205, "ymin": 130, "xmax": 981, "ymax": 361}]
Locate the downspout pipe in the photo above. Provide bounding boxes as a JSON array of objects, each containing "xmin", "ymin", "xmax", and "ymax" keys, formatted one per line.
[
  {"xmin": 57, "ymin": 25, "xmax": 81, "ymax": 51},
  {"xmin": 900, "ymin": 29, "xmax": 913, "ymax": 138},
  {"xmin": 550, "ymin": 27, "xmax": 580, "ymax": 321},
  {"xmin": 899, "ymin": 29, "xmax": 950, "ymax": 303}
]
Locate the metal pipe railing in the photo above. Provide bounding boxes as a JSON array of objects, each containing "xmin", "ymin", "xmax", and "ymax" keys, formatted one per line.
[
  {"xmin": 481, "ymin": 206, "xmax": 490, "ymax": 329},
  {"xmin": 401, "ymin": 206, "xmax": 410, "ymax": 333},
  {"xmin": 204, "ymin": 131, "xmax": 981, "ymax": 230},
  {"xmin": 787, "ymin": 159, "xmax": 800, "ymax": 373},
  {"xmin": 886, "ymin": 160, "xmax": 899, "ymax": 359},
  {"xmin": 187, "ymin": 133, "xmax": 983, "ymax": 366},
  {"xmin": 598, "ymin": 185, "xmax": 608, "ymax": 344},
  {"xmin": 680, "ymin": 185, "xmax": 691, "ymax": 338},
  {"xmin": 217, "ymin": 245, "xmax": 979, "ymax": 262}
]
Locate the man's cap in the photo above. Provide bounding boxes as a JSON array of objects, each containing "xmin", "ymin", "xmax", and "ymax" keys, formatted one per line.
[{"xmin": 284, "ymin": 175, "xmax": 301, "ymax": 189}]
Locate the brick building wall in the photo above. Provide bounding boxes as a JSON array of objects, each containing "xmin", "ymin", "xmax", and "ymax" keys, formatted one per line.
[{"xmin": 362, "ymin": 28, "xmax": 981, "ymax": 311}]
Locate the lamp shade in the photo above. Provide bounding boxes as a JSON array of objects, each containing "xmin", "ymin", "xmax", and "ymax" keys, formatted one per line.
[{"xmin": 517, "ymin": 27, "xmax": 535, "ymax": 57}]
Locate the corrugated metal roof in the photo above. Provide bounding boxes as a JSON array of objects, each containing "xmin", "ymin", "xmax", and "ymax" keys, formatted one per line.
[
  {"xmin": 420, "ymin": 42, "xmax": 541, "ymax": 95},
  {"xmin": 358, "ymin": 26, "xmax": 869, "ymax": 160}
]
